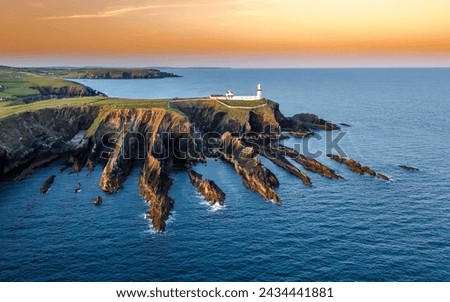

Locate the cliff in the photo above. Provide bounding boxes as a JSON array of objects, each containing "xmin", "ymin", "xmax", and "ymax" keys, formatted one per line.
[
  {"xmin": 188, "ymin": 169, "xmax": 225, "ymax": 206},
  {"xmin": 171, "ymin": 99, "xmax": 281, "ymax": 134},
  {"xmin": 0, "ymin": 106, "xmax": 100, "ymax": 176},
  {"xmin": 30, "ymin": 85, "xmax": 105, "ymax": 102},
  {"xmin": 0, "ymin": 97, "xmax": 391, "ymax": 231},
  {"xmin": 2, "ymin": 66, "xmax": 179, "ymax": 80},
  {"xmin": 72, "ymin": 68, "xmax": 179, "ymax": 79},
  {"xmin": 219, "ymin": 131, "xmax": 280, "ymax": 203},
  {"xmin": 13, "ymin": 84, "xmax": 105, "ymax": 104}
]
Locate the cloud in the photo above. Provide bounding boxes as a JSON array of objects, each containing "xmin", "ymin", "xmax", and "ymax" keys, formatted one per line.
[
  {"xmin": 43, "ymin": 5, "xmax": 156, "ymax": 20},
  {"xmin": 42, "ymin": 0, "xmax": 260, "ymax": 20},
  {"xmin": 29, "ymin": 1, "xmax": 46, "ymax": 9}
]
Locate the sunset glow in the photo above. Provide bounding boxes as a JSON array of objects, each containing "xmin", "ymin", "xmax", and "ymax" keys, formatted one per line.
[{"xmin": 1, "ymin": 0, "xmax": 450, "ymax": 67}]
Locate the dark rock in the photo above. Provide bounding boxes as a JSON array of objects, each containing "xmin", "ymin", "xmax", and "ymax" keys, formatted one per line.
[
  {"xmin": 377, "ymin": 173, "xmax": 390, "ymax": 181},
  {"xmin": 254, "ymin": 144, "xmax": 312, "ymax": 186},
  {"xmin": 139, "ymin": 154, "xmax": 174, "ymax": 232},
  {"xmin": 85, "ymin": 159, "xmax": 96, "ymax": 172},
  {"xmin": 40, "ymin": 175, "xmax": 55, "ymax": 194},
  {"xmin": 327, "ymin": 154, "xmax": 385, "ymax": 179},
  {"xmin": 399, "ymin": 165, "xmax": 419, "ymax": 171},
  {"xmin": 188, "ymin": 169, "xmax": 225, "ymax": 206},
  {"xmin": 361, "ymin": 166, "xmax": 376, "ymax": 176},
  {"xmin": 15, "ymin": 154, "xmax": 59, "ymax": 180},
  {"xmin": 99, "ymin": 131, "xmax": 136, "ymax": 193},
  {"xmin": 219, "ymin": 132, "xmax": 281, "ymax": 203},
  {"xmin": 289, "ymin": 113, "xmax": 340, "ymax": 131},
  {"xmin": 137, "ymin": 110, "xmax": 202, "ymax": 232},
  {"xmin": 271, "ymin": 144, "xmax": 342, "ymax": 179},
  {"xmin": 93, "ymin": 196, "xmax": 102, "ymax": 205},
  {"xmin": 290, "ymin": 131, "xmax": 314, "ymax": 138},
  {"xmin": 0, "ymin": 106, "xmax": 100, "ymax": 179}
]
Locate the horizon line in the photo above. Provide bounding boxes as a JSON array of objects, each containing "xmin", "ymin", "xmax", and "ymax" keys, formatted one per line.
[{"xmin": 3, "ymin": 65, "xmax": 450, "ymax": 70}]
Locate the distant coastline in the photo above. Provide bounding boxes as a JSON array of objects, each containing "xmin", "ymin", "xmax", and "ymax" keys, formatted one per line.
[{"xmin": 0, "ymin": 66, "xmax": 180, "ymax": 103}]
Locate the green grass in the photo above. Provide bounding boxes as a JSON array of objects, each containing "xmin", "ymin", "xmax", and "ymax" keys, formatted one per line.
[
  {"xmin": 86, "ymin": 108, "xmax": 112, "ymax": 137},
  {"xmin": 171, "ymin": 98, "xmax": 270, "ymax": 122},
  {"xmin": 0, "ymin": 66, "xmax": 84, "ymax": 101},
  {"xmin": 218, "ymin": 98, "xmax": 266, "ymax": 107},
  {"xmin": 23, "ymin": 75, "xmax": 79, "ymax": 88},
  {"xmin": 0, "ymin": 97, "xmax": 171, "ymax": 120},
  {"xmin": 7, "ymin": 67, "xmax": 175, "ymax": 79}
]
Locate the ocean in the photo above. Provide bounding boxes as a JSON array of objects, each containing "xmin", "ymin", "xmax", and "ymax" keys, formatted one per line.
[{"xmin": 1, "ymin": 68, "xmax": 449, "ymax": 281}]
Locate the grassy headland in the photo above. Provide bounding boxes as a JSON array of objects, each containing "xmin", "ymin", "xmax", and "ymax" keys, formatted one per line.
[
  {"xmin": 0, "ymin": 67, "xmax": 85, "ymax": 103},
  {"xmin": 0, "ymin": 66, "xmax": 270, "ymax": 126},
  {"xmin": 0, "ymin": 65, "xmax": 179, "ymax": 104},
  {"xmin": 0, "ymin": 66, "xmax": 106, "ymax": 104},
  {"xmin": 0, "ymin": 97, "xmax": 171, "ymax": 119},
  {"xmin": 4, "ymin": 66, "xmax": 179, "ymax": 80}
]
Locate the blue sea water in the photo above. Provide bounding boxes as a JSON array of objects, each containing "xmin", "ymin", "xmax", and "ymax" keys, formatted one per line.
[{"xmin": 1, "ymin": 68, "xmax": 450, "ymax": 281}]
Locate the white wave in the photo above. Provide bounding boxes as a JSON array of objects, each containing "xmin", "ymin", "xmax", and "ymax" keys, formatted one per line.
[
  {"xmin": 166, "ymin": 211, "xmax": 176, "ymax": 224},
  {"xmin": 142, "ymin": 213, "xmax": 163, "ymax": 235},
  {"xmin": 208, "ymin": 203, "xmax": 226, "ymax": 212}
]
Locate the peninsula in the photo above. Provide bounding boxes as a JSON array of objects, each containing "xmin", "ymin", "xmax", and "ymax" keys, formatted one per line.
[
  {"xmin": 0, "ymin": 69, "xmax": 391, "ymax": 232},
  {"xmin": 0, "ymin": 66, "xmax": 179, "ymax": 103}
]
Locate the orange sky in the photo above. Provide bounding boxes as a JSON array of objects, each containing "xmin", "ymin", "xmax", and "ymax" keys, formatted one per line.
[{"xmin": 1, "ymin": 0, "xmax": 450, "ymax": 67}]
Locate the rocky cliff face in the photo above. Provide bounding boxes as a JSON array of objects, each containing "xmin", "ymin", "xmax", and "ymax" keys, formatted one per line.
[
  {"xmin": 219, "ymin": 132, "xmax": 280, "ymax": 203},
  {"xmin": 289, "ymin": 113, "xmax": 340, "ymax": 131},
  {"xmin": 94, "ymin": 108, "xmax": 202, "ymax": 231},
  {"xmin": 0, "ymin": 98, "xmax": 391, "ymax": 232},
  {"xmin": 171, "ymin": 99, "xmax": 281, "ymax": 135},
  {"xmin": 0, "ymin": 106, "xmax": 202, "ymax": 231},
  {"xmin": 0, "ymin": 106, "xmax": 100, "ymax": 177},
  {"xmin": 188, "ymin": 169, "xmax": 225, "ymax": 206},
  {"xmin": 75, "ymin": 69, "xmax": 179, "ymax": 79}
]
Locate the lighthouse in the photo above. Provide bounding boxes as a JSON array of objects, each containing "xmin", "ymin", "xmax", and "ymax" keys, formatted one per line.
[
  {"xmin": 209, "ymin": 83, "xmax": 263, "ymax": 101},
  {"xmin": 256, "ymin": 83, "xmax": 262, "ymax": 99}
]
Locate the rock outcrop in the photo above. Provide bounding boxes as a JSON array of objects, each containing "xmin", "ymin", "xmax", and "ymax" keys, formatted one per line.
[
  {"xmin": 253, "ymin": 143, "xmax": 312, "ymax": 186},
  {"xmin": 219, "ymin": 132, "xmax": 281, "ymax": 203},
  {"xmin": 171, "ymin": 99, "xmax": 281, "ymax": 135},
  {"xmin": 71, "ymin": 68, "xmax": 179, "ymax": 79},
  {"xmin": 271, "ymin": 144, "xmax": 342, "ymax": 179},
  {"xmin": 289, "ymin": 113, "xmax": 340, "ymax": 131},
  {"xmin": 93, "ymin": 196, "xmax": 102, "ymax": 205},
  {"xmin": 0, "ymin": 106, "xmax": 100, "ymax": 179},
  {"xmin": 327, "ymin": 154, "xmax": 389, "ymax": 181},
  {"xmin": 399, "ymin": 165, "xmax": 418, "ymax": 171},
  {"xmin": 140, "ymin": 154, "xmax": 174, "ymax": 231},
  {"xmin": 15, "ymin": 154, "xmax": 59, "ymax": 180},
  {"xmin": 40, "ymin": 175, "xmax": 55, "ymax": 194},
  {"xmin": 0, "ymin": 98, "xmax": 396, "ymax": 232},
  {"xmin": 188, "ymin": 169, "xmax": 225, "ymax": 206},
  {"xmin": 95, "ymin": 108, "xmax": 202, "ymax": 231},
  {"xmin": 99, "ymin": 131, "xmax": 137, "ymax": 193},
  {"xmin": 377, "ymin": 173, "xmax": 390, "ymax": 181}
]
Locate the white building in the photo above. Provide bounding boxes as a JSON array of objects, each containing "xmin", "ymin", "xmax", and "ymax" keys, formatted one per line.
[{"xmin": 210, "ymin": 84, "xmax": 263, "ymax": 101}]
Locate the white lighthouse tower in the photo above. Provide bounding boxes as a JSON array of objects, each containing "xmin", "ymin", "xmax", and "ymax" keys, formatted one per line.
[
  {"xmin": 256, "ymin": 83, "xmax": 262, "ymax": 99},
  {"xmin": 209, "ymin": 83, "xmax": 263, "ymax": 101}
]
